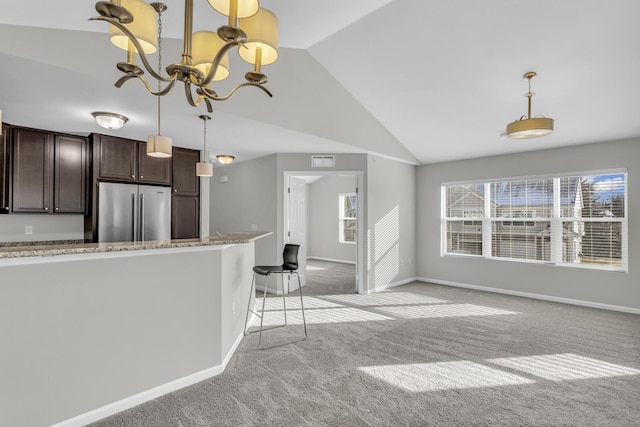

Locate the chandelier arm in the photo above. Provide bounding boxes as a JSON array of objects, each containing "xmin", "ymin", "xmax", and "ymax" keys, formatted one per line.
[
  {"xmin": 204, "ymin": 98, "xmax": 213, "ymax": 113},
  {"xmin": 184, "ymin": 82, "xmax": 200, "ymax": 108},
  {"xmin": 90, "ymin": 16, "xmax": 172, "ymax": 83},
  {"xmin": 116, "ymin": 73, "xmax": 178, "ymax": 96},
  {"xmin": 201, "ymin": 82, "xmax": 273, "ymax": 101},
  {"xmin": 198, "ymin": 40, "xmax": 242, "ymax": 87}
]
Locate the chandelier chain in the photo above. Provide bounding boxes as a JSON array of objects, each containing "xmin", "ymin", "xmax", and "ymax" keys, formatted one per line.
[{"xmin": 156, "ymin": 8, "xmax": 163, "ymax": 133}]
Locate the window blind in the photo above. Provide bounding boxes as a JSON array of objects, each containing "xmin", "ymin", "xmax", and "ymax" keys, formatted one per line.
[{"xmin": 441, "ymin": 172, "xmax": 627, "ymax": 271}]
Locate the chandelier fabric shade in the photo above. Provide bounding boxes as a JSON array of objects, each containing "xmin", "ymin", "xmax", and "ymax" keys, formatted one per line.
[
  {"xmin": 506, "ymin": 71, "xmax": 554, "ymax": 140},
  {"xmin": 108, "ymin": 0, "xmax": 158, "ymax": 54},
  {"xmin": 238, "ymin": 8, "xmax": 279, "ymax": 67},
  {"xmin": 192, "ymin": 31, "xmax": 230, "ymax": 81},
  {"xmin": 208, "ymin": 0, "xmax": 259, "ymax": 21}
]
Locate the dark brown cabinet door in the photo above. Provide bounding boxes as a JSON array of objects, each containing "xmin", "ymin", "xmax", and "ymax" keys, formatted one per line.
[
  {"xmin": 96, "ymin": 135, "xmax": 137, "ymax": 182},
  {"xmin": 54, "ymin": 135, "xmax": 87, "ymax": 213},
  {"xmin": 172, "ymin": 147, "xmax": 200, "ymax": 196},
  {"xmin": 172, "ymin": 195, "xmax": 199, "ymax": 239},
  {"xmin": 0, "ymin": 124, "xmax": 10, "ymax": 213},
  {"xmin": 138, "ymin": 142, "xmax": 171, "ymax": 185},
  {"xmin": 12, "ymin": 128, "xmax": 53, "ymax": 213}
]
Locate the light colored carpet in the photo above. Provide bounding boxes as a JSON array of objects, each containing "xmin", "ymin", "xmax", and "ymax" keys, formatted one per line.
[{"xmin": 90, "ymin": 264, "xmax": 640, "ymax": 426}]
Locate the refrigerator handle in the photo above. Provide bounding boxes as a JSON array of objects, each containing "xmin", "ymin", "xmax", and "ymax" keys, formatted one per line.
[
  {"xmin": 140, "ymin": 193, "xmax": 145, "ymax": 242},
  {"xmin": 131, "ymin": 193, "xmax": 136, "ymax": 242}
]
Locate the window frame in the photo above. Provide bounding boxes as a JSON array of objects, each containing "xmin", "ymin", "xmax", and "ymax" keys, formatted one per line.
[
  {"xmin": 441, "ymin": 169, "xmax": 628, "ymax": 272},
  {"xmin": 339, "ymin": 193, "xmax": 357, "ymax": 244}
]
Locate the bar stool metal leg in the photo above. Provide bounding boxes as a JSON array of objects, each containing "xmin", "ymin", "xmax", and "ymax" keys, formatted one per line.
[
  {"xmin": 294, "ymin": 272, "xmax": 308, "ymax": 337},
  {"xmin": 243, "ymin": 273, "xmax": 257, "ymax": 335}
]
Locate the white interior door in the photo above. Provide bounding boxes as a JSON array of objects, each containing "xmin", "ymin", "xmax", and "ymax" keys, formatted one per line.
[{"xmin": 288, "ymin": 176, "xmax": 307, "ymax": 290}]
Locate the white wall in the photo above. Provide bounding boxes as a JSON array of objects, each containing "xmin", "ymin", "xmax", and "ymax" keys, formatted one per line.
[
  {"xmin": 366, "ymin": 155, "xmax": 417, "ymax": 290},
  {"xmin": 308, "ymin": 176, "xmax": 357, "ymax": 263},
  {"xmin": 416, "ymin": 137, "xmax": 640, "ymax": 311},
  {"xmin": 211, "ymin": 154, "xmax": 278, "ymax": 266},
  {"xmin": 0, "ymin": 214, "xmax": 84, "ymax": 242}
]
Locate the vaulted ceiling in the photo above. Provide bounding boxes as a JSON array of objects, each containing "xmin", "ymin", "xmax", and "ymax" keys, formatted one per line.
[{"xmin": 1, "ymin": 1, "xmax": 639, "ymax": 165}]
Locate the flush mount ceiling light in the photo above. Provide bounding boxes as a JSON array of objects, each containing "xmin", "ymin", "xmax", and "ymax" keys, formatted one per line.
[
  {"xmin": 91, "ymin": 0, "xmax": 278, "ymax": 113},
  {"xmin": 196, "ymin": 115, "xmax": 213, "ymax": 177},
  {"xmin": 92, "ymin": 111, "xmax": 129, "ymax": 129},
  {"xmin": 216, "ymin": 154, "xmax": 235, "ymax": 165},
  {"xmin": 506, "ymin": 72, "xmax": 554, "ymax": 139}
]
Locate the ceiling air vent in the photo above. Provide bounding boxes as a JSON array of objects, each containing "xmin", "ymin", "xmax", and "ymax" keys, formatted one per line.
[{"xmin": 311, "ymin": 155, "xmax": 335, "ymax": 168}]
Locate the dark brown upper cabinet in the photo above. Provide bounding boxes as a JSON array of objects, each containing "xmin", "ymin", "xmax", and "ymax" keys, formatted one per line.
[
  {"xmin": 11, "ymin": 127, "xmax": 87, "ymax": 214},
  {"xmin": 172, "ymin": 147, "xmax": 200, "ymax": 196},
  {"xmin": 54, "ymin": 135, "xmax": 88, "ymax": 213},
  {"xmin": 93, "ymin": 134, "xmax": 171, "ymax": 186},
  {"xmin": 1, "ymin": 124, "xmax": 12, "ymax": 214},
  {"xmin": 138, "ymin": 142, "xmax": 171, "ymax": 185},
  {"xmin": 171, "ymin": 147, "xmax": 201, "ymax": 239}
]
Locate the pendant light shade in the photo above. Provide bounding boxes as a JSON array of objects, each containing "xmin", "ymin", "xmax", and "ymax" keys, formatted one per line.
[
  {"xmin": 196, "ymin": 162, "xmax": 214, "ymax": 176},
  {"xmin": 109, "ymin": 0, "xmax": 158, "ymax": 54},
  {"xmin": 506, "ymin": 71, "xmax": 554, "ymax": 139},
  {"xmin": 506, "ymin": 117, "xmax": 554, "ymax": 139},
  {"xmin": 192, "ymin": 31, "xmax": 230, "ymax": 81},
  {"xmin": 196, "ymin": 115, "xmax": 213, "ymax": 177},
  {"xmin": 147, "ymin": 134, "xmax": 172, "ymax": 158}
]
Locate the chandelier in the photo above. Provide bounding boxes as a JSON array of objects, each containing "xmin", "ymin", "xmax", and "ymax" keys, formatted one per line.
[
  {"xmin": 506, "ymin": 71, "xmax": 554, "ymax": 139},
  {"xmin": 91, "ymin": 0, "xmax": 278, "ymax": 112}
]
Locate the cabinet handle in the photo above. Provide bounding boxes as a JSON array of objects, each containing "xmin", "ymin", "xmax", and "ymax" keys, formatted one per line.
[
  {"xmin": 131, "ymin": 174, "xmax": 135, "ymax": 178},
  {"xmin": 44, "ymin": 207, "xmax": 48, "ymax": 211},
  {"xmin": 55, "ymin": 207, "xmax": 59, "ymax": 211},
  {"xmin": 140, "ymin": 175, "xmax": 144, "ymax": 179}
]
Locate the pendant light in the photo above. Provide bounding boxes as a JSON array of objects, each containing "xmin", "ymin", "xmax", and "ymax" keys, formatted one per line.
[
  {"xmin": 147, "ymin": 3, "xmax": 172, "ymax": 158},
  {"xmin": 196, "ymin": 115, "xmax": 214, "ymax": 177},
  {"xmin": 506, "ymin": 71, "xmax": 554, "ymax": 139}
]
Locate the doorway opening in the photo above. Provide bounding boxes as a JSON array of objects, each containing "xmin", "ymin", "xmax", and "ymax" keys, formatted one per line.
[{"xmin": 284, "ymin": 171, "xmax": 364, "ymax": 295}]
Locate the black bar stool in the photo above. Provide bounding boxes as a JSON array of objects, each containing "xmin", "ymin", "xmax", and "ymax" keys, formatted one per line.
[{"xmin": 244, "ymin": 244, "xmax": 308, "ymax": 349}]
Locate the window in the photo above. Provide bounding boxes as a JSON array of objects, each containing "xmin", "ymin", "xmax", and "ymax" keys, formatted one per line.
[
  {"xmin": 339, "ymin": 193, "xmax": 357, "ymax": 243},
  {"xmin": 441, "ymin": 171, "xmax": 627, "ymax": 271}
]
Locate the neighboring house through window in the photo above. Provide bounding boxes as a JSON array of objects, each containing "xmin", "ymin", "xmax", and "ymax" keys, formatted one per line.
[
  {"xmin": 441, "ymin": 171, "xmax": 627, "ymax": 271},
  {"xmin": 339, "ymin": 193, "xmax": 357, "ymax": 243}
]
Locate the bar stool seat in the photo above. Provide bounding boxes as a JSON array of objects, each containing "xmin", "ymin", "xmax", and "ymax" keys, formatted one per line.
[{"xmin": 244, "ymin": 244, "xmax": 308, "ymax": 349}]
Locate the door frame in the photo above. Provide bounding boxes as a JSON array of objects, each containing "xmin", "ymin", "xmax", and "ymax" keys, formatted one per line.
[{"xmin": 284, "ymin": 171, "xmax": 365, "ymax": 294}]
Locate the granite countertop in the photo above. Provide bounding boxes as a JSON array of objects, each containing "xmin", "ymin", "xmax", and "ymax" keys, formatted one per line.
[{"xmin": 0, "ymin": 231, "xmax": 272, "ymax": 259}]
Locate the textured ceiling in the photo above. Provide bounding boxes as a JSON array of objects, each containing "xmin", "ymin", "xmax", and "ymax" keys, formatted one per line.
[{"xmin": 1, "ymin": 0, "xmax": 639, "ymax": 165}]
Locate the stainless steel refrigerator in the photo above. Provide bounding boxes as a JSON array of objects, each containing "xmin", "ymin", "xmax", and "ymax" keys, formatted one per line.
[{"xmin": 98, "ymin": 182, "xmax": 171, "ymax": 243}]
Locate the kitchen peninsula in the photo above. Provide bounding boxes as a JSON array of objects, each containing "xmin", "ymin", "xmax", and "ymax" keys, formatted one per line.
[{"xmin": 0, "ymin": 232, "xmax": 270, "ymax": 427}]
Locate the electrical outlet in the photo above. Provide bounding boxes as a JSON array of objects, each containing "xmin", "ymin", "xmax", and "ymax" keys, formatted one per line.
[
  {"xmin": 25, "ymin": 226, "xmax": 32, "ymax": 235},
  {"xmin": 232, "ymin": 302, "xmax": 236, "ymax": 315}
]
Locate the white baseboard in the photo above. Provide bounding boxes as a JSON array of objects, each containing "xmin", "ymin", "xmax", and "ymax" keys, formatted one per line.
[
  {"xmin": 307, "ymin": 256, "xmax": 356, "ymax": 265},
  {"xmin": 364, "ymin": 277, "xmax": 418, "ymax": 294},
  {"xmin": 417, "ymin": 277, "xmax": 640, "ymax": 315},
  {"xmin": 51, "ymin": 331, "xmax": 247, "ymax": 427}
]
